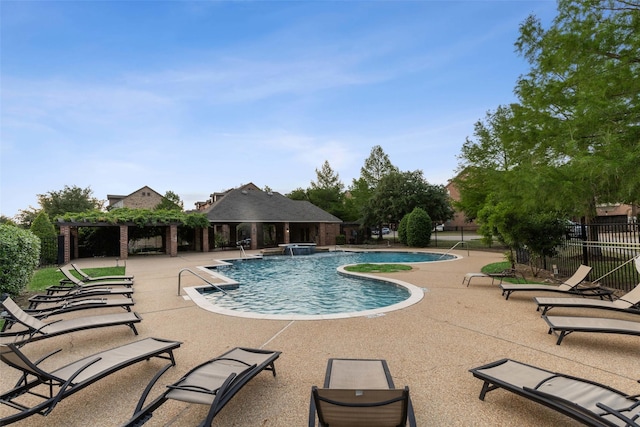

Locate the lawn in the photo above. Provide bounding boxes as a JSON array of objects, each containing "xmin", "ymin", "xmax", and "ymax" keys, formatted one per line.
[
  {"xmin": 344, "ymin": 263, "xmax": 412, "ymax": 273},
  {"xmin": 29, "ymin": 266, "xmax": 128, "ymax": 292}
]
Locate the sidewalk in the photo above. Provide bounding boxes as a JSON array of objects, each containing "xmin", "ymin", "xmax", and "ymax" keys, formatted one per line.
[{"xmin": 1, "ymin": 249, "xmax": 638, "ymax": 426}]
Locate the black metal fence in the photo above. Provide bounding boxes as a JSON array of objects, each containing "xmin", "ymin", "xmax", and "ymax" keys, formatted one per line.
[
  {"xmin": 517, "ymin": 222, "xmax": 640, "ymax": 292},
  {"xmin": 38, "ymin": 236, "xmax": 63, "ymax": 267}
]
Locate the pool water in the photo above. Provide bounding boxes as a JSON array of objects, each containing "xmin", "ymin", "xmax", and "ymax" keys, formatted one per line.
[{"xmin": 200, "ymin": 251, "xmax": 454, "ymax": 317}]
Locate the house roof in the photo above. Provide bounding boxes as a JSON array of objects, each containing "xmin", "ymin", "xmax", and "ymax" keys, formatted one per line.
[
  {"xmin": 202, "ymin": 186, "xmax": 343, "ymax": 223},
  {"xmin": 107, "ymin": 185, "xmax": 163, "ymax": 207}
]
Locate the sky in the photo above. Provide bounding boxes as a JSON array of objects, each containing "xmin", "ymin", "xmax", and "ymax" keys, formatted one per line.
[{"xmin": 1, "ymin": 0, "xmax": 558, "ymax": 218}]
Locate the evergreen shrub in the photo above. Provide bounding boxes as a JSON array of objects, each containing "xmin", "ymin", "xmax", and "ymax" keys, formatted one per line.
[
  {"xmin": 406, "ymin": 207, "xmax": 432, "ymax": 248},
  {"xmin": 0, "ymin": 225, "xmax": 40, "ymax": 296}
]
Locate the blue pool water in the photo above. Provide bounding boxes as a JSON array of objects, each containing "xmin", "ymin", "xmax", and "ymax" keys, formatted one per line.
[{"xmin": 201, "ymin": 251, "xmax": 454, "ymax": 316}]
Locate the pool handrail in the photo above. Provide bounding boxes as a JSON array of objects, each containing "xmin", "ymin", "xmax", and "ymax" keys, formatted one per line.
[
  {"xmin": 439, "ymin": 241, "xmax": 469, "ymax": 259},
  {"xmin": 178, "ymin": 268, "xmax": 228, "ymax": 296}
]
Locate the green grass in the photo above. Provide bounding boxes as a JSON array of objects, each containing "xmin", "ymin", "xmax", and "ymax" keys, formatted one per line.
[
  {"xmin": 480, "ymin": 261, "xmax": 512, "ymax": 274},
  {"xmin": 29, "ymin": 266, "xmax": 127, "ymax": 292},
  {"xmin": 344, "ymin": 263, "xmax": 412, "ymax": 273}
]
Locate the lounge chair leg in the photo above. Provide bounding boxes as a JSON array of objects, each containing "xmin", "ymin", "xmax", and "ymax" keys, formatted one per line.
[
  {"xmin": 479, "ymin": 381, "xmax": 498, "ymax": 400},
  {"xmin": 556, "ymin": 331, "xmax": 568, "ymax": 345}
]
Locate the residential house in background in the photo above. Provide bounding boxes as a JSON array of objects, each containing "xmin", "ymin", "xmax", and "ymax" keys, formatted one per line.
[
  {"xmin": 444, "ymin": 179, "xmax": 479, "ymax": 231},
  {"xmin": 595, "ymin": 203, "xmax": 638, "ymax": 224},
  {"xmin": 107, "ymin": 186, "xmax": 163, "ymax": 210}
]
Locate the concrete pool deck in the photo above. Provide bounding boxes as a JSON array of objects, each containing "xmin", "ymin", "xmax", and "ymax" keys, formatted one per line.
[{"xmin": 1, "ymin": 248, "xmax": 638, "ymax": 426}]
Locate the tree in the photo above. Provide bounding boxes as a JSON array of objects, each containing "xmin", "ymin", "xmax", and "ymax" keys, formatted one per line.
[
  {"xmin": 513, "ymin": 0, "xmax": 640, "ymax": 218},
  {"xmin": 360, "ymin": 145, "xmax": 398, "ymax": 190},
  {"xmin": 457, "ymin": 0, "xmax": 640, "ymax": 236},
  {"xmin": 363, "ymin": 170, "xmax": 453, "ymax": 231},
  {"xmin": 347, "ymin": 146, "xmax": 398, "ymax": 224},
  {"xmin": 478, "ymin": 202, "xmax": 567, "ymax": 276},
  {"xmin": 310, "ymin": 160, "xmax": 344, "ymax": 193},
  {"xmin": 308, "ymin": 160, "xmax": 346, "ymax": 219},
  {"xmin": 0, "ymin": 215, "xmax": 17, "ymax": 226},
  {"xmin": 286, "ymin": 187, "xmax": 309, "ymax": 201},
  {"xmin": 454, "ymin": 105, "xmax": 530, "ymax": 221},
  {"xmin": 34, "ymin": 185, "xmax": 104, "ymax": 221},
  {"xmin": 155, "ymin": 190, "xmax": 184, "ymax": 211}
]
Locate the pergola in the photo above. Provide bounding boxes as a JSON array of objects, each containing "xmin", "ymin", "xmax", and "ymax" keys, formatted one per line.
[{"xmin": 57, "ymin": 220, "xmax": 210, "ymax": 263}]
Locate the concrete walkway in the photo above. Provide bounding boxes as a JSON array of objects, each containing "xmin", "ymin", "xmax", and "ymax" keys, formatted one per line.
[{"xmin": 1, "ymin": 249, "xmax": 638, "ymax": 426}]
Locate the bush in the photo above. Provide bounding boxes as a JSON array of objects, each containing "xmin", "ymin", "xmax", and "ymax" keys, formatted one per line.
[
  {"xmin": 0, "ymin": 225, "xmax": 41, "ymax": 296},
  {"xmin": 335, "ymin": 234, "xmax": 346, "ymax": 245},
  {"xmin": 30, "ymin": 211, "xmax": 58, "ymax": 264},
  {"xmin": 398, "ymin": 215, "xmax": 408, "ymax": 245},
  {"xmin": 406, "ymin": 207, "xmax": 432, "ymax": 248}
]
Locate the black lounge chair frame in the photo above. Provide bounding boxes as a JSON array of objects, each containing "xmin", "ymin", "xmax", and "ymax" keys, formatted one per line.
[
  {"xmin": 50, "ymin": 266, "xmax": 133, "ymax": 293},
  {"xmin": 124, "ymin": 346, "xmax": 281, "ymax": 427},
  {"xmin": 462, "ymin": 268, "xmax": 525, "ymax": 286},
  {"xmin": 0, "ymin": 337, "xmax": 181, "ymax": 425},
  {"xmin": 535, "ymin": 297, "xmax": 640, "ymax": 316},
  {"xmin": 309, "ymin": 358, "xmax": 416, "ymax": 427},
  {"xmin": 1, "ymin": 297, "xmax": 135, "ymax": 332},
  {"xmin": 500, "ymin": 265, "xmax": 614, "ymax": 301},
  {"xmin": 542, "ymin": 315, "xmax": 640, "ymax": 345},
  {"xmin": 470, "ymin": 358, "xmax": 640, "ymax": 427},
  {"xmin": 534, "ymin": 283, "xmax": 640, "ymax": 316},
  {"xmin": 69, "ymin": 262, "xmax": 134, "ymax": 282},
  {"xmin": 28, "ymin": 286, "xmax": 134, "ymax": 308},
  {"xmin": 0, "ymin": 297, "xmax": 141, "ymax": 346},
  {"xmin": 597, "ymin": 401, "xmax": 640, "ymax": 427},
  {"xmin": 502, "ymin": 284, "xmax": 614, "ymax": 301}
]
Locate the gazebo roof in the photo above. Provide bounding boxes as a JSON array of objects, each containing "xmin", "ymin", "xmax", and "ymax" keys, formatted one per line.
[{"xmin": 202, "ymin": 186, "xmax": 342, "ymax": 223}]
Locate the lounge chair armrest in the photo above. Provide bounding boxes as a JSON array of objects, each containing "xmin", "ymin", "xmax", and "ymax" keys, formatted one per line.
[
  {"xmin": 33, "ymin": 348, "xmax": 63, "ymax": 366},
  {"xmin": 44, "ymin": 357, "xmax": 103, "ymax": 415},
  {"xmin": 201, "ymin": 373, "xmax": 239, "ymax": 427},
  {"xmin": 133, "ymin": 363, "xmax": 175, "ymax": 414}
]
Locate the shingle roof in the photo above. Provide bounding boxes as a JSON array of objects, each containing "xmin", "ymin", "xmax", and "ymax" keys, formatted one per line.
[{"xmin": 202, "ymin": 187, "xmax": 342, "ymax": 223}]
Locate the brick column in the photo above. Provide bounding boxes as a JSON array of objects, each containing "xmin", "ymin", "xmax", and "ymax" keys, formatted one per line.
[
  {"xmin": 250, "ymin": 222, "xmax": 257, "ymax": 250},
  {"xmin": 284, "ymin": 222, "xmax": 290, "ymax": 244},
  {"xmin": 119, "ymin": 225, "xmax": 129, "ymax": 259},
  {"xmin": 194, "ymin": 228, "xmax": 202, "ymax": 251},
  {"xmin": 60, "ymin": 225, "xmax": 71, "ymax": 264},
  {"xmin": 71, "ymin": 227, "xmax": 79, "ymax": 259},
  {"xmin": 202, "ymin": 227, "xmax": 210, "ymax": 252},
  {"xmin": 318, "ymin": 223, "xmax": 326, "ymax": 245},
  {"xmin": 169, "ymin": 224, "xmax": 178, "ymax": 257}
]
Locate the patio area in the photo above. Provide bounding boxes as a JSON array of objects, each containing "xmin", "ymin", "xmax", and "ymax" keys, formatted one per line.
[{"xmin": 1, "ymin": 249, "xmax": 638, "ymax": 426}]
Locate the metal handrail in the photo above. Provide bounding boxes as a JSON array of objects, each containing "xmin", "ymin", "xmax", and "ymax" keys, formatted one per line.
[
  {"xmin": 592, "ymin": 254, "xmax": 640, "ymax": 283},
  {"xmin": 439, "ymin": 241, "xmax": 469, "ymax": 258},
  {"xmin": 178, "ymin": 268, "xmax": 228, "ymax": 296}
]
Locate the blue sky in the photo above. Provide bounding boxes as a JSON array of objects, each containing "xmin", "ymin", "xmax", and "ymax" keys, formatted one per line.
[{"xmin": 1, "ymin": 0, "xmax": 557, "ymax": 218}]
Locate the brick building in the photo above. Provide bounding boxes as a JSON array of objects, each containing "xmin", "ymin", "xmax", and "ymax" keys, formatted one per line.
[
  {"xmin": 198, "ymin": 183, "xmax": 343, "ymax": 250},
  {"xmin": 107, "ymin": 186, "xmax": 164, "ymax": 210}
]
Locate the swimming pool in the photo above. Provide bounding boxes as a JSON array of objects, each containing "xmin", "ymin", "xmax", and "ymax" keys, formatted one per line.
[{"xmin": 185, "ymin": 250, "xmax": 457, "ymax": 320}]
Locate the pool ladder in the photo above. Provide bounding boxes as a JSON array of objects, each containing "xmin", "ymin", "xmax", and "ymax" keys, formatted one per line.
[{"xmin": 177, "ymin": 268, "xmax": 228, "ymax": 296}]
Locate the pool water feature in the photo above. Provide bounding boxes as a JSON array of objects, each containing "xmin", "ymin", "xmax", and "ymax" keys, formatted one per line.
[{"xmin": 186, "ymin": 251, "xmax": 457, "ymax": 320}]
